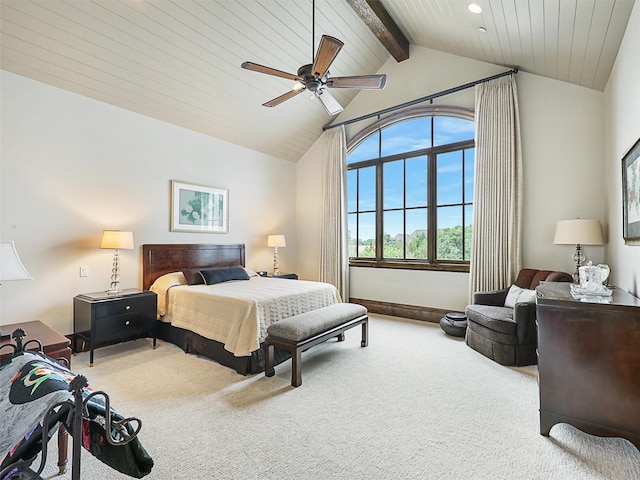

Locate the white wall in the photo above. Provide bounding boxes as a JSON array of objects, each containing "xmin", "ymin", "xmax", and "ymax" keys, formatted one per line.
[
  {"xmin": 296, "ymin": 134, "xmax": 325, "ymax": 282},
  {"xmin": 297, "ymin": 45, "xmax": 605, "ymax": 312},
  {"xmin": 1, "ymin": 71, "xmax": 297, "ymax": 335},
  {"xmin": 604, "ymin": 1, "xmax": 640, "ymax": 296},
  {"xmin": 517, "ymin": 73, "xmax": 605, "ymax": 270}
]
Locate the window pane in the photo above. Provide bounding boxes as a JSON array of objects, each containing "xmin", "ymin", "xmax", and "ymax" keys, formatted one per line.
[
  {"xmin": 437, "ymin": 206, "xmax": 464, "ymax": 260},
  {"xmin": 406, "ymin": 208, "xmax": 427, "ymax": 259},
  {"xmin": 437, "ymin": 151, "xmax": 462, "ymax": 205},
  {"xmin": 434, "ymin": 116, "xmax": 474, "ymax": 146},
  {"xmin": 383, "ymin": 160, "xmax": 404, "ymax": 209},
  {"xmin": 381, "ymin": 118, "xmax": 431, "ymax": 157},
  {"xmin": 464, "ymin": 148, "xmax": 474, "ymax": 203},
  {"xmin": 345, "ymin": 113, "xmax": 474, "ymax": 267},
  {"xmin": 405, "ymin": 156, "xmax": 427, "ymax": 208},
  {"xmin": 358, "ymin": 212, "xmax": 376, "ymax": 257},
  {"xmin": 464, "ymin": 205, "xmax": 473, "ymax": 260},
  {"xmin": 383, "ymin": 210, "xmax": 404, "ymax": 258},
  {"xmin": 347, "ymin": 169, "xmax": 357, "ymax": 213},
  {"xmin": 348, "ymin": 213, "xmax": 357, "ymax": 257},
  {"xmin": 358, "ymin": 166, "xmax": 376, "ymax": 211},
  {"xmin": 348, "ymin": 131, "xmax": 379, "ymax": 164}
]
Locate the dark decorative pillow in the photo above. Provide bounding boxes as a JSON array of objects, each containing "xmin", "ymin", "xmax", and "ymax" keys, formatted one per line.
[
  {"xmin": 200, "ymin": 266, "xmax": 250, "ymax": 285},
  {"xmin": 182, "ymin": 269, "xmax": 205, "ymax": 285}
]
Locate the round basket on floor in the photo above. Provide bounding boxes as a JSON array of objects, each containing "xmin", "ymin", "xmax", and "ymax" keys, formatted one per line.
[{"xmin": 439, "ymin": 312, "xmax": 467, "ymax": 337}]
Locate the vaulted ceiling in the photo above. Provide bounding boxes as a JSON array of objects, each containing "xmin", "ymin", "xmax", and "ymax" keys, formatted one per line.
[{"xmin": 1, "ymin": 0, "xmax": 635, "ymax": 162}]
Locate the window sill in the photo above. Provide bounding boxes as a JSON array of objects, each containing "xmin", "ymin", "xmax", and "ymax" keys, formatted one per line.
[{"xmin": 349, "ymin": 259, "xmax": 470, "ymax": 273}]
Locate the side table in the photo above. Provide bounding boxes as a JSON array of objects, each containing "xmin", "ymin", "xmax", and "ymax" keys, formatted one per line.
[
  {"xmin": 73, "ymin": 289, "xmax": 157, "ymax": 366},
  {"xmin": 268, "ymin": 273, "xmax": 299, "ymax": 280},
  {"xmin": 0, "ymin": 320, "xmax": 72, "ymax": 474}
]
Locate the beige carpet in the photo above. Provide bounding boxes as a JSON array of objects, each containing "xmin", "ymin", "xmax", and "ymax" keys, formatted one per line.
[{"xmin": 35, "ymin": 315, "xmax": 639, "ymax": 479}]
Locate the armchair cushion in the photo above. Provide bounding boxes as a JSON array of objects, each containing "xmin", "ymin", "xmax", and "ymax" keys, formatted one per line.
[{"xmin": 465, "ymin": 305, "xmax": 515, "ymax": 334}]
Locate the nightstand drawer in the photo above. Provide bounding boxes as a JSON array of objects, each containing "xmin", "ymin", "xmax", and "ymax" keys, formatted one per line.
[
  {"xmin": 94, "ymin": 295, "xmax": 155, "ymax": 319},
  {"xmin": 94, "ymin": 313, "xmax": 156, "ymax": 340}
]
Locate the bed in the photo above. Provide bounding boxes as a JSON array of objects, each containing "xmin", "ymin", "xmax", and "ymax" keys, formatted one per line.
[{"xmin": 142, "ymin": 243, "xmax": 340, "ymax": 374}]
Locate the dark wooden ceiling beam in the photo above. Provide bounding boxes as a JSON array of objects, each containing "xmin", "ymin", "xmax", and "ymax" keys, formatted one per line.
[{"xmin": 346, "ymin": 0, "xmax": 410, "ymax": 62}]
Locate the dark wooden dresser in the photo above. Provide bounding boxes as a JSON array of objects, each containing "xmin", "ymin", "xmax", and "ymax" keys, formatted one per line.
[{"xmin": 535, "ymin": 282, "xmax": 640, "ymax": 450}]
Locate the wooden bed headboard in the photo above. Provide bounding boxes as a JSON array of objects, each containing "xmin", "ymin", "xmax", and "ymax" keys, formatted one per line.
[{"xmin": 142, "ymin": 243, "xmax": 245, "ymax": 290}]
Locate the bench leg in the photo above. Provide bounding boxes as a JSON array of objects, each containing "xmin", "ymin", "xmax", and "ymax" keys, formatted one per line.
[
  {"xmin": 361, "ymin": 318, "xmax": 368, "ymax": 347},
  {"xmin": 264, "ymin": 342, "xmax": 275, "ymax": 377},
  {"xmin": 291, "ymin": 347, "xmax": 302, "ymax": 387}
]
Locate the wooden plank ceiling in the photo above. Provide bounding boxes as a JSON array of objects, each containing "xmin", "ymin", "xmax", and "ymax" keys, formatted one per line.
[{"xmin": 1, "ymin": 0, "xmax": 635, "ymax": 162}]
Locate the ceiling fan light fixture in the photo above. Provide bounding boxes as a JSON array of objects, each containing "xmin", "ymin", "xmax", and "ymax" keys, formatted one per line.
[{"xmin": 315, "ymin": 89, "xmax": 343, "ymax": 115}]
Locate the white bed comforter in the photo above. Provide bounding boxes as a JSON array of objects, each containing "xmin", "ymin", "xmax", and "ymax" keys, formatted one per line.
[{"xmin": 154, "ymin": 276, "xmax": 340, "ymax": 357}]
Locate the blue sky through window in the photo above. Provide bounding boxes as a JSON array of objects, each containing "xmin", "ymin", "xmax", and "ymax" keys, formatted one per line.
[{"xmin": 347, "ymin": 115, "xmax": 474, "ymax": 247}]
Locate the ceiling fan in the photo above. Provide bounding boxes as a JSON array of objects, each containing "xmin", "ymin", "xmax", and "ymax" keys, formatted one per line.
[{"xmin": 241, "ymin": 0, "xmax": 386, "ymax": 116}]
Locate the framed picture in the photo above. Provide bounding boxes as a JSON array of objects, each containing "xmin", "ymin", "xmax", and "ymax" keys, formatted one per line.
[
  {"xmin": 622, "ymin": 137, "xmax": 640, "ymax": 241},
  {"xmin": 171, "ymin": 180, "xmax": 228, "ymax": 233}
]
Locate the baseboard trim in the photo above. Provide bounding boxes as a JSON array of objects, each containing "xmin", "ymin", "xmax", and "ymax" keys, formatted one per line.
[{"xmin": 349, "ymin": 298, "xmax": 452, "ymax": 324}]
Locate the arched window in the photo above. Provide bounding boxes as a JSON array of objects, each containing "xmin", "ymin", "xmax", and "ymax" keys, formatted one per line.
[{"xmin": 347, "ymin": 107, "xmax": 474, "ymax": 270}]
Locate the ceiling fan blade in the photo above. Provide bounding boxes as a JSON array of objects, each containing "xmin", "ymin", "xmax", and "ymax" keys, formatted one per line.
[
  {"xmin": 326, "ymin": 74, "xmax": 387, "ymax": 89},
  {"xmin": 241, "ymin": 61, "xmax": 301, "ymax": 82},
  {"xmin": 311, "ymin": 35, "xmax": 344, "ymax": 78},
  {"xmin": 263, "ymin": 88, "xmax": 306, "ymax": 107},
  {"xmin": 315, "ymin": 89, "xmax": 343, "ymax": 115}
]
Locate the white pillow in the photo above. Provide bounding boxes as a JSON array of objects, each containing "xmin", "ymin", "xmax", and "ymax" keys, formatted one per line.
[
  {"xmin": 504, "ymin": 285, "xmax": 536, "ymax": 308},
  {"xmin": 150, "ymin": 272, "xmax": 188, "ymax": 316}
]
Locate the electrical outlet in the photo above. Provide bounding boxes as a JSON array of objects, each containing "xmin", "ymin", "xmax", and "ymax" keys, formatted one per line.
[{"xmin": 80, "ymin": 266, "xmax": 89, "ymax": 277}]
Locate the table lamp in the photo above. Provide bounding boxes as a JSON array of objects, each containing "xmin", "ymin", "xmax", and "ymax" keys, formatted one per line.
[
  {"xmin": 267, "ymin": 235, "xmax": 286, "ymax": 276},
  {"xmin": 100, "ymin": 230, "xmax": 134, "ymax": 295},
  {"xmin": 0, "ymin": 241, "xmax": 33, "ymax": 338},
  {"xmin": 0, "ymin": 241, "xmax": 33, "ymax": 283},
  {"xmin": 553, "ymin": 219, "xmax": 604, "ymax": 282}
]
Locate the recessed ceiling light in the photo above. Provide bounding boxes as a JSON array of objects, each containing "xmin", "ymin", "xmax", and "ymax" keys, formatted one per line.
[
  {"xmin": 478, "ymin": 26, "xmax": 487, "ymax": 33},
  {"xmin": 468, "ymin": 3, "xmax": 482, "ymax": 14}
]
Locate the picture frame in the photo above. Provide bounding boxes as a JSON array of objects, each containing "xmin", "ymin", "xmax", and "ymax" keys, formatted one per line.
[
  {"xmin": 622, "ymin": 137, "xmax": 640, "ymax": 241},
  {"xmin": 171, "ymin": 180, "xmax": 228, "ymax": 233}
]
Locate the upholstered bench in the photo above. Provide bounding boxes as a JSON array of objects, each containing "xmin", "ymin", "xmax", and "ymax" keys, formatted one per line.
[{"xmin": 263, "ymin": 303, "xmax": 368, "ymax": 387}]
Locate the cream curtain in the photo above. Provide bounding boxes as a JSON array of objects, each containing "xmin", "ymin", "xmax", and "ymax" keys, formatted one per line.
[
  {"xmin": 469, "ymin": 75, "xmax": 523, "ymax": 298},
  {"xmin": 320, "ymin": 125, "xmax": 349, "ymax": 301}
]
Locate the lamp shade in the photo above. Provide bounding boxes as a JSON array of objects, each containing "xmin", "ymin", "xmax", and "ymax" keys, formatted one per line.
[
  {"xmin": 0, "ymin": 241, "xmax": 33, "ymax": 281},
  {"xmin": 553, "ymin": 219, "xmax": 604, "ymax": 245},
  {"xmin": 99, "ymin": 230, "xmax": 134, "ymax": 250},
  {"xmin": 267, "ymin": 235, "xmax": 286, "ymax": 248}
]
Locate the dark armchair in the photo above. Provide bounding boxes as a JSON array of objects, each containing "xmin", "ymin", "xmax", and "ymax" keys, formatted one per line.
[{"xmin": 465, "ymin": 268, "xmax": 572, "ymax": 366}]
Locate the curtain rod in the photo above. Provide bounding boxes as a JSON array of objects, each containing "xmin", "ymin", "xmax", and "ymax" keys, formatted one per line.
[{"xmin": 322, "ymin": 67, "xmax": 518, "ymax": 131}]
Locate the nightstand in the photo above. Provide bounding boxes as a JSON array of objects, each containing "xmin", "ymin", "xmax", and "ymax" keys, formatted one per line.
[
  {"xmin": 268, "ymin": 273, "xmax": 298, "ymax": 280},
  {"xmin": 73, "ymin": 289, "xmax": 157, "ymax": 366}
]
